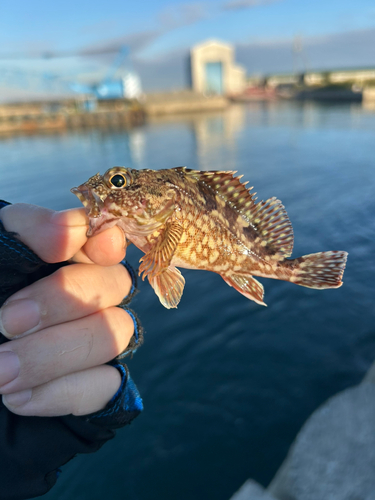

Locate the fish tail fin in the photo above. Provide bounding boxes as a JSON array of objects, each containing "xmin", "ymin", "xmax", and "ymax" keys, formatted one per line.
[{"xmin": 290, "ymin": 251, "xmax": 348, "ymax": 289}]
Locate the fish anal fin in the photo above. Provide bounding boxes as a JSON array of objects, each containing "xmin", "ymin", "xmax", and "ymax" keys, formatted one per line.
[
  {"xmin": 222, "ymin": 274, "xmax": 266, "ymax": 306},
  {"xmin": 149, "ymin": 266, "xmax": 185, "ymax": 309},
  {"xmin": 139, "ymin": 220, "xmax": 183, "ymax": 280}
]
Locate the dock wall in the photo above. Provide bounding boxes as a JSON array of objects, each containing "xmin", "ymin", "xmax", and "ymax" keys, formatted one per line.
[
  {"xmin": 0, "ymin": 100, "xmax": 145, "ymax": 135},
  {"xmin": 142, "ymin": 91, "xmax": 228, "ymax": 115},
  {"xmin": 0, "ymin": 92, "xmax": 229, "ymax": 135}
]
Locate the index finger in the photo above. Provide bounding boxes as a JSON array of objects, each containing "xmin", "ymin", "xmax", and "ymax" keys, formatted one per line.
[{"xmin": 54, "ymin": 209, "xmax": 126, "ymax": 266}]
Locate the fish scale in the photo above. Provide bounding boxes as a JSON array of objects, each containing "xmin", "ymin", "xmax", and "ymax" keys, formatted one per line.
[
  {"xmin": 173, "ymin": 209, "xmax": 232, "ymax": 270},
  {"xmin": 72, "ymin": 166, "xmax": 348, "ymax": 309}
]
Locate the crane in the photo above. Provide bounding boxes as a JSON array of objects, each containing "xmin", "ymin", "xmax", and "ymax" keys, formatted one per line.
[{"xmin": 0, "ymin": 46, "xmax": 142, "ymax": 101}]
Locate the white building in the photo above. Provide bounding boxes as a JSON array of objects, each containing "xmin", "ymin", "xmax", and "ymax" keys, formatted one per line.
[{"xmin": 190, "ymin": 40, "xmax": 246, "ymax": 96}]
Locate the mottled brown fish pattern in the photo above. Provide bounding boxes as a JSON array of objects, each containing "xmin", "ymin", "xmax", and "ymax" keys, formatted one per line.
[{"xmin": 72, "ymin": 166, "xmax": 348, "ymax": 308}]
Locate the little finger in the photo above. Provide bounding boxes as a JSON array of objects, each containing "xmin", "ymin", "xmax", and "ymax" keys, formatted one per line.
[{"xmin": 2, "ymin": 364, "xmax": 122, "ymax": 417}]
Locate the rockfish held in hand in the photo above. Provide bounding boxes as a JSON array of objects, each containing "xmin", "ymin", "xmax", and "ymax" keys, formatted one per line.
[{"xmin": 72, "ymin": 166, "xmax": 348, "ymax": 308}]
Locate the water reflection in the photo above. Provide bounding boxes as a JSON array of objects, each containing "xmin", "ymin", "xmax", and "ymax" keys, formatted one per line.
[
  {"xmin": 1, "ymin": 100, "xmax": 375, "ymax": 500},
  {"xmin": 362, "ymin": 98, "xmax": 375, "ymax": 112},
  {"xmin": 146, "ymin": 99, "xmax": 375, "ymax": 179},
  {"xmin": 128, "ymin": 130, "xmax": 145, "ymax": 166},
  {"xmin": 147, "ymin": 104, "xmax": 245, "ymax": 172},
  {"xmin": 193, "ymin": 104, "xmax": 245, "ymax": 171}
]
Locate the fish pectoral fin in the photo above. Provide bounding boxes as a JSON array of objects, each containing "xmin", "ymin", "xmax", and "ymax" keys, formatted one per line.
[
  {"xmin": 148, "ymin": 266, "xmax": 185, "ymax": 309},
  {"xmin": 222, "ymin": 274, "xmax": 267, "ymax": 306},
  {"xmin": 139, "ymin": 221, "xmax": 183, "ymax": 280}
]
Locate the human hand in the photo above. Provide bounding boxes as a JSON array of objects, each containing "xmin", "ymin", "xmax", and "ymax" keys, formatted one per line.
[{"xmin": 0, "ymin": 204, "xmax": 135, "ymax": 417}]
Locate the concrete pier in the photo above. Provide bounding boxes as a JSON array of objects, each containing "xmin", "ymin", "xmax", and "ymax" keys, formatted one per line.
[
  {"xmin": 230, "ymin": 359, "xmax": 375, "ymax": 500},
  {"xmin": 142, "ymin": 91, "xmax": 228, "ymax": 115},
  {"xmin": 0, "ymin": 92, "xmax": 229, "ymax": 135},
  {"xmin": 0, "ymin": 99, "xmax": 145, "ymax": 135}
]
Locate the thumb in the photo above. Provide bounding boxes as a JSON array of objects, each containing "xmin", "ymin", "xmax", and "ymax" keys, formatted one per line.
[{"xmin": 0, "ymin": 204, "xmax": 88, "ymax": 263}]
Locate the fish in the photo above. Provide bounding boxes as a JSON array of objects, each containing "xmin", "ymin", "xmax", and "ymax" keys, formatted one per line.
[{"xmin": 71, "ymin": 166, "xmax": 348, "ymax": 309}]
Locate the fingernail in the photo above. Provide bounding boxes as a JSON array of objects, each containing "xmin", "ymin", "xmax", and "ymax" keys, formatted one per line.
[
  {"xmin": 0, "ymin": 299, "xmax": 40, "ymax": 337},
  {"xmin": 3, "ymin": 389, "xmax": 32, "ymax": 407},
  {"xmin": 0, "ymin": 351, "xmax": 20, "ymax": 387}
]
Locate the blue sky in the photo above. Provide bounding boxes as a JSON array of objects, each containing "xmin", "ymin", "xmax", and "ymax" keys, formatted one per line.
[{"xmin": 0, "ymin": 0, "xmax": 375, "ymax": 96}]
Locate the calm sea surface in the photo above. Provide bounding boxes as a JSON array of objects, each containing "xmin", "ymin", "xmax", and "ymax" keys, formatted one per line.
[{"xmin": 1, "ymin": 101, "xmax": 375, "ymax": 500}]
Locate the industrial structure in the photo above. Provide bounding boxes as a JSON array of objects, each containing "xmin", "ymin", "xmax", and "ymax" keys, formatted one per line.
[
  {"xmin": 265, "ymin": 68, "xmax": 375, "ymax": 88},
  {"xmin": 190, "ymin": 40, "xmax": 246, "ymax": 96},
  {"xmin": 0, "ymin": 46, "xmax": 142, "ymax": 102}
]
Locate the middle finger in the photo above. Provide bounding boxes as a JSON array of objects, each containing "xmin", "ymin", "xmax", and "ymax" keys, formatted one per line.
[{"xmin": 0, "ymin": 262, "xmax": 131, "ymax": 339}]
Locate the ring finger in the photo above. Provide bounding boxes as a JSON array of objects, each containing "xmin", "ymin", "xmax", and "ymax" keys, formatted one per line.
[{"xmin": 0, "ymin": 306, "xmax": 134, "ymax": 395}]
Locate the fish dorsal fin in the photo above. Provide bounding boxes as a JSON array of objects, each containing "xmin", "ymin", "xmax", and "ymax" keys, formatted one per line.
[
  {"xmin": 174, "ymin": 167, "xmax": 258, "ymax": 213},
  {"xmin": 175, "ymin": 168, "xmax": 294, "ymax": 258}
]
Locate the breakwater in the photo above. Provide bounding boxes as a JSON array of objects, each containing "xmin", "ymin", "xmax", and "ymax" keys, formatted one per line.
[
  {"xmin": 0, "ymin": 92, "xmax": 228, "ymax": 135},
  {"xmin": 0, "ymin": 99, "xmax": 145, "ymax": 135}
]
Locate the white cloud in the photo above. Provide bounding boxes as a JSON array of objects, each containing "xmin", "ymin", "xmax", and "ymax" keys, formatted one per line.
[
  {"xmin": 222, "ymin": 0, "xmax": 282, "ymax": 11},
  {"xmin": 158, "ymin": 3, "xmax": 207, "ymax": 30}
]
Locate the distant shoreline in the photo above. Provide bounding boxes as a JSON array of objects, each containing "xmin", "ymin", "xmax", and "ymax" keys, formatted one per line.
[{"xmin": 1, "ymin": 88, "xmax": 374, "ymax": 137}]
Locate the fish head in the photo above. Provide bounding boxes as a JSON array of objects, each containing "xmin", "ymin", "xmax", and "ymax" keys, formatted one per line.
[{"xmin": 71, "ymin": 166, "xmax": 175, "ymax": 237}]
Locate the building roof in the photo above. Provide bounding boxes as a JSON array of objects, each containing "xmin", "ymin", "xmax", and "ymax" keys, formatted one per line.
[{"xmin": 191, "ymin": 39, "xmax": 233, "ymax": 53}]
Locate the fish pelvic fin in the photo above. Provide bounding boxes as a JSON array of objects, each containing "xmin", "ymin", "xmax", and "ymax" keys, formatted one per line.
[
  {"xmin": 222, "ymin": 274, "xmax": 267, "ymax": 306},
  {"xmin": 289, "ymin": 251, "xmax": 348, "ymax": 289},
  {"xmin": 148, "ymin": 266, "xmax": 185, "ymax": 309}
]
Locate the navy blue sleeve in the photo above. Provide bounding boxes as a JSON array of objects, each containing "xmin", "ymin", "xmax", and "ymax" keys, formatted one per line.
[{"xmin": 0, "ymin": 201, "xmax": 143, "ymax": 499}]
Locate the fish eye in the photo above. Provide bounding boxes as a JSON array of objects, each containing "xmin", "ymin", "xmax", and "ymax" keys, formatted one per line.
[
  {"xmin": 103, "ymin": 167, "xmax": 132, "ymax": 189},
  {"xmin": 110, "ymin": 174, "xmax": 126, "ymax": 188}
]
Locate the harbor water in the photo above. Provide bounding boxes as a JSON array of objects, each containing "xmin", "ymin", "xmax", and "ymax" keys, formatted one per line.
[{"xmin": 1, "ymin": 101, "xmax": 374, "ymax": 500}]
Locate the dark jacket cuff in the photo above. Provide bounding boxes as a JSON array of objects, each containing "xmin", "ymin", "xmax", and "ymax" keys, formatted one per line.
[{"xmin": 0, "ymin": 203, "xmax": 143, "ymax": 428}]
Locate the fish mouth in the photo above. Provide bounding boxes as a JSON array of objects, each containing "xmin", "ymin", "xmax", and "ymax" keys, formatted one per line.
[{"xmin": 71, "ymin": 185, "xmax": 104, "ymax": 219}]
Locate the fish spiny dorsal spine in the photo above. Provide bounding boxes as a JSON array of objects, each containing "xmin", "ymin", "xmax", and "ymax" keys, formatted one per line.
[{"xmin": 175, "ymin": 168, "xmax": 294, "ymax": 258}]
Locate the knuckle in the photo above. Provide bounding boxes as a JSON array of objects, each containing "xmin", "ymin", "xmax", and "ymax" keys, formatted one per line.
[
  {"xmin": 50, "ymin": 263, "xmax": 131, "ymax": 310},
  {"xmin": 99, "ymin": 307, "xmax": 134, "ymax": 355},
  {"xmin": 111, "ymin": 264, "xmax": 132, "ymax": 300},
  {"xmin": 54, "ymin": 265, "xmax": 108, "ymax": 311},
  {"xmin": 52, "ymin": 265, "xmax": 87, "ymax": 299},
  {"xmin": 110, "ymin": 307, "xmax": 134, "ymax": 335}
]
